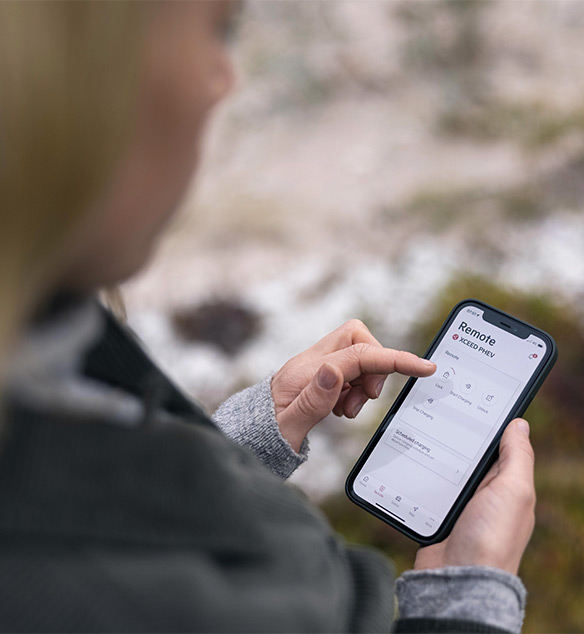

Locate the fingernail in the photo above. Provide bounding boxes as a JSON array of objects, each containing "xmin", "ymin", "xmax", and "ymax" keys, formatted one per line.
[
  {"xmin": 351, "ymin": 401, "xmax": 365, "ymax": 418},
  {"xmin": 515, "ymin": 418, "xmax": 530, "ymax": 436},
  {"xmin": 317, "ymin": 364, "xmax": 337, "ymax": 390},
  {"xmin": 421, "ymin": 359, "xmax": 436, "ymax": 368},
  {"xmin": 374, "ymin": 378, "xmax": 385, "ymax": 398}
]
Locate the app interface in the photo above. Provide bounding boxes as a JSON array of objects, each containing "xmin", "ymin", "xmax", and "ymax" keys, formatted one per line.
[{"xmin": 353, "ymin": 305, "xmax": 548, "ymax": 537}]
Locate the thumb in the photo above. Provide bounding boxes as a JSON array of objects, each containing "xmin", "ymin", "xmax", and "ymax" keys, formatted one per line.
[
  {"xmin": 277, "ymin": 363, "xmax": 344, "ymax": 437},
  {"xmin": 497, "ymin": 418, "xmax": 535, "ymax": 485}
]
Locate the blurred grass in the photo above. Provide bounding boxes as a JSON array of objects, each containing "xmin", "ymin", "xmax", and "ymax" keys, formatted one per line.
[
  {"xmin": 438, "ymin": 100, "xmax": 584, "ymax": 151},
  {"xmin": 321, "ymin": 275, "xmax": 584, "ymax": 633},
  {"xmin": 386, "ymin": 143, "xmax": 584, "ymax": 245},
  {"xmin": 396, "ymin": 0, "xmax": 487, "ymax": 82},
  {"xmin": 403, "ymin": 182, "xmax": 544, "ymax": 231},
  {"xmin": 396, "ymin": 0, "xmax": 584, "ymax": 160}
]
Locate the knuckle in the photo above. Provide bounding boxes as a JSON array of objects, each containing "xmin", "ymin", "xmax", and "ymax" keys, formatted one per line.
[
  {"xmin": 296, "ymin": 387, "xmax": 321, "ymax": 419},
  {"xmin": 343, "ymin": 318, "xmax": 371, "ymax": 338},
  {"xmin": 387, "ymin": 349, "xmax": 407, "ymax": 372},
  {"xmin": 524, "ymin": 442, "xmax": 536, "ymax": 462},
  {"xmin": 501, "ymin": 476, "xmax": 535, "ymax": 508},
  {"xmin": 349, "ymin": 342, "xmax": 371, "ymax": 359},
  {"xmin": 389, "ymin": 349, "xmax": 406, "ymax": 363},
  {"xmin": 395, "ymin": 349, "xmax": 411, "ymax": 362},
  {"xmin": 516, "ymin": 442, "xmax": 536, "ymax": 469},
  {"xmin": 345, "ymin": 318, "xmax": 368, "ymax": 333},
  {"xmin": 516, "ymin": 482, "xmax": 536, "ymax": 507}
]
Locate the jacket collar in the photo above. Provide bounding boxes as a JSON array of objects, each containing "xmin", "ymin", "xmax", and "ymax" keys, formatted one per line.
[{"xmin": 0, "ymin": 295, "xmax": 261, "ymax": 554}]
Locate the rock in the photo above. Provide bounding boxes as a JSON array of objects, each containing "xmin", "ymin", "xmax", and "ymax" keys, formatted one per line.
[{"xmin": 170, "ymin": 299, "xmax": 262, "ymax": 356}]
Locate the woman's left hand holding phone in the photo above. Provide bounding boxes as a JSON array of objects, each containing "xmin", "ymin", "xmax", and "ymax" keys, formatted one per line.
[
  {"xmin": 413, "ymin": 418, "xmax": 536, "ymax": 575},
  {"xmin": 271, "ymin": 319, "xmax": 436, "ymax": 452}
]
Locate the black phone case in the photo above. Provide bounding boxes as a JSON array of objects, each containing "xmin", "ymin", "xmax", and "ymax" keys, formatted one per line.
[{"xmin": 345, "ymin": 298, "xmax": 558, "ymax": 545}]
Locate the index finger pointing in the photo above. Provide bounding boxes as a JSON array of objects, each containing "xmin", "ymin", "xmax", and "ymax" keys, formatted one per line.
[
  {"xmin": 312, "ymin": 319, "xmax": 384, "ymax": 355},
  {"xmin": 327, "ymin": 344, "xmax": 436, "ymax": 383}
]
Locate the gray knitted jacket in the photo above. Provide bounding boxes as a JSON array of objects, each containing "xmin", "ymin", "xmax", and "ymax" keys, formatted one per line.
[
  {"xmin": 214, "ymin": 377, "xmax": 527, "ymax": 634},
  {"xmin": 0, "ymin": 296, "xmax": 526, "ymax": 633}
]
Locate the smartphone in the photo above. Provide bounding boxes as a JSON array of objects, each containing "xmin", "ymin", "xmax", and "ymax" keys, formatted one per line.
[{"xmin": 345, "ymin": 299, "xmax": 557, "ymax": 545}]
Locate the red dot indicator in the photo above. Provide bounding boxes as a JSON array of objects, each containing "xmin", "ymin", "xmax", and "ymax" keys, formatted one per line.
[{"xmin": 453, "ymin": 334, "xmax": 459, "ymax": 340}]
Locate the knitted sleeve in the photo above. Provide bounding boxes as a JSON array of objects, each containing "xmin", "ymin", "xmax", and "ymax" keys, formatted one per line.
[
  {"xmin": 394, "ymin": 566, "xmax": 526, "ymax": 633},
  {"xmin": 213, "ymin": 374, "xmax": 309, "ymax": 479}
]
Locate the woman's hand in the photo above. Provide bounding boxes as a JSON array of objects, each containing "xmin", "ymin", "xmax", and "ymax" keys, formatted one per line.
[
  {"xmin": 414, "ymin": 418, "xmax": 536, "ymax": 575},
  {"xmin": 271, "ymin": 319, "xmax": 436, "ymax": 452}
]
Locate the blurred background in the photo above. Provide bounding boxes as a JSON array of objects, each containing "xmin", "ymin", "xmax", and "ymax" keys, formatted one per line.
[{"xmin": 122, "ymin": 2, "xmax": 584, "ymax": 631}]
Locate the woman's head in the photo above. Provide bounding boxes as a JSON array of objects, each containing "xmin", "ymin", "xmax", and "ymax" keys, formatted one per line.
[
  {"xmin": 62, "ymin": 1, "xmax": 237, "ymax": 290},
  {"xmin": 0, "ymin": 1, "xmax": 237, "ymax": 354}
]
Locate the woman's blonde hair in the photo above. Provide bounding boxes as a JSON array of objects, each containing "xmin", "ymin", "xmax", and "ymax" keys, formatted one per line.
[{"xmin": 0, "ymin": 2, "xmax": 145, "ymax": 371}]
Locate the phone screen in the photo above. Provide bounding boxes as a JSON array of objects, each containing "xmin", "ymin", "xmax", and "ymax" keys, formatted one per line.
[{"xmin": 350, "ymin": 302, "xmax": 551, "ymax": 539}]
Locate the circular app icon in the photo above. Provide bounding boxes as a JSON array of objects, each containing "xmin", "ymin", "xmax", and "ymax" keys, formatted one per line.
[
  {"xmin": 439, "ymin": 366, "xmax": 456, "ymax": 382},
  {"xmin": 482, "ymin": 391, "xmax": 497, "ymax": 406},
  {"xmin": 423, "ymin": 396, "xmax": 437, "ymax": 409},
  {"xmin": 461, "ymin": 379, "xmax": 476, "ymax": 394},
  {"xmin": 453, "ymin": 334, "xmax": 459, "ymax": 340}
]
